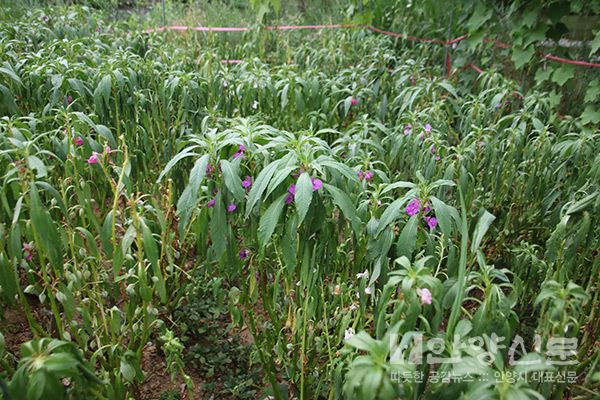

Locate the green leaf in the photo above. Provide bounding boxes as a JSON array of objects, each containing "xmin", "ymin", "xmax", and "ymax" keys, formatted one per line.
[
  {"xmin": 551, "ymin": 65, "xmax": 575, "ymax": 86},
  {"xmin": 534, "ymin": 67, "xmax": 553, "ymax": 84},
  {"xmin": 584, "ymin": 79, "xmax": 600, "ymax": 103},
  {"xmin": 471, "ymin": 210, "xmax": 495, "ymax": 253},
  {"xmin": 220, "ymin": 159, "xmax": 245, "ymax": 202},
  {"xmin": 35, "ymin": 182, "xmax": 68, "ymax": 220},
  {"xmin": 246, "ymin": 159, "xmax": 281, "ymax": 217},
  {"xmin": 376, "ymin": 194, "xmax": 414, "ymax": 235},
  {"xmin": 210, "ymin": 193, "xmax": 228, "ymax": 258},
  {"xmin": 589, "ymin": 29, "xmax": 600, "ymax": 57},
  {"xmin": 142, "ymin": 220, "xmax": 166, "ymax": 303},
  {"xmin": 467, "ymin": 3, "xmax": 492, "ymax": 31},
  {"xmin": 396, "ymin": 215, "xmax": 418, "ymax": 258},
  {"xmin": 26, "ymin": 156, "xmax": 47, "ymax": 178},
  {"xmin": 0, "ymin": 252, "xmax": 17, "ymax": 305},
  {"xmin": 294, "ymin": 172, "xmax": 313, "ymax": 224},
  {"xmin": 430, "ymin": 196, "xmax": 457, "ymax": 237},
  {"xmin": 29, "ymin": 183, "xmax": 62, "ymax": 268},
  {"xmin": 176, "ymin": 154, "xmax": 209, "ymax": 234},
  {"xmin": 581, "ymin": 105, "xmax": 600, "ymax": 125},
  {"xmin": 120, "ymin": 360, "xmax": 136, "ymax": 382},
  {"xmin": 258, "ymin": 193, "xmax": 287, "ymax": 247},
  {"xmin": 156, "ymin": 146, "xmax": 200, "ymax": 182},
  {"xmin": 94, "ymin": 74, "xmax": 112, "ymax": 106},
  {"xmin": 324, "ymin": 183, "xmax": 362, "ymax": 235},
  {"xmin": 512, "ymin": 46, "xmax": 535, "ymax": 69},
  {"xmin": 0, "ymin": 64, "xmax": 22, "ymax": 86},
  {"xmin": 346, "ymin": 331, "xmax": 377, "ymax": 351}
]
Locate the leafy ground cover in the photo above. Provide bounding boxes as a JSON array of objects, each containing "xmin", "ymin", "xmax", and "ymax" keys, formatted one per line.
[{"xmin": 0, "ymin": 2, "xmax": 599, "ymax": 399}]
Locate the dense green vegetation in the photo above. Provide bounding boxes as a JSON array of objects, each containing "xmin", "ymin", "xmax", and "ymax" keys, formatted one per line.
[{"xmin": 0, "ymin": 1, "xmax": 598, "ymax": 399}]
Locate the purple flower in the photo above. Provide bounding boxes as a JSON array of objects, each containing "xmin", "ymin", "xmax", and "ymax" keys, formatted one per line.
[
  {"xmin": 87, "ymin": 152, "xmax": 99, "ymax": 164},
  {"xmin": 239, "ymin": 249, "xmax": 249, "ymax": 259},
  {"xmin": 435, "ymin": 155, "xmax": 441, "ymax": 161},
  {"xmin": 424, "ymin": 124, "xmax": 432, "ymax": 133},
  {"xmin": 242, "ymin": 176, "xmax": 252, "ymax": 189},
  {"xmin": 42, "ymin": 15, "xmax": 49, "ymax": 22},
  {"xmin": 404, "ymin": 124, "xmax": 412, "ymax": 135},
  {"xmin": 419, "ymin": 132, "xmax": 425, "ymax": 141},
  {"xmin": 311, "ymin": 178, "xmax": 323, "ymax": 191},
  {"xmin": 285, "ymin": 184, "xmax": 296, "ymax": 204},
  {"xmin": 405, "ymin": 198, "xmax": 420, "ymax": 217},
  {"xmin": 227, "ymin": 203, "xmax": 237, "ymax": 213},
  {"xmin": 232, "ymin": 144, "xmax": 246, "ymax": 159},
  {"xmin": 417, "ymin": 288, "xmax": 432, "ymax": 305},
  {"xmin": 292, "ymin": 168, "xmax": 304, "ymax": 179},
  {"xmin": 424, "ymin": 216, "xmax": 438, "ymax": 230},
  {"xmin": 358, "ymin": 170, "xmax": 373, "ymax": 181},
  {"xmin": 430, "ymin": 145, "xmax": 436, "ymax": 154},
  {"xmin": 206, "ymin": 163, "xmax": 214, "ymax": 176},
  {"xmin": 207, "ymin": 198, "xmax": 216, "ymax": 208},
  {"xmin": 66, "ymin": 95, "xmax": 72, "ymax": 105}
]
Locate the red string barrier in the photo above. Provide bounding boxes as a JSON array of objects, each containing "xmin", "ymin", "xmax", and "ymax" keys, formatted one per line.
[{"xmin": 145, "ymin": 24, "xmax": 600, "ymax": 69}]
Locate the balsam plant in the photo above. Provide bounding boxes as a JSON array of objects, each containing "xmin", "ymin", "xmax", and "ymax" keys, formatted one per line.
[{"xmin": 0, "ymin": 3, "xmax": 598, "ymax": 400}]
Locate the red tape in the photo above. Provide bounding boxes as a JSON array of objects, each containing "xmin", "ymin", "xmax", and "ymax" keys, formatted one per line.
[{"xmin": 145, "ymin": 24, "xmax": 600, "ymax": 68}]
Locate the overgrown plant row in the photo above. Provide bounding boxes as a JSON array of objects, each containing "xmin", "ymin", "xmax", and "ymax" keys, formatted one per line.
[{"xmin": 0, "ymin": 6, "xmax": 598, "ymax": 400}]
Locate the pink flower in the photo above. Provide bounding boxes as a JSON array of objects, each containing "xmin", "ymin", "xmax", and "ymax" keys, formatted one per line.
[
  {"xmin": 424, "ymin": 124, "xmax": 432, "ymax": 133},
  {"xmin": 73, "ymin": 136, "xmax": 84, "ymax": 146},
  {"xmin": 417, "ymin": 288, "xmax": 432, "ymax": 305},
  {"xmin": 405, "ymin": 198, "xmax": 420, "ymax": 217},
  {"xmin": 227, "ymin": 203, "xmax": 237, "ymax": 213},
  {"xmin": 424, "ymin": 216, "xmax": 438, "ymax": 230},
  {"xmin": 430, "ymin": 145, "xmax": 436, "ymax": 154},
  {"xmin": 350, "ymin": 97, "xmax": 358, "ymax": 106},
  {"xmin": 22, "ymin": 242, "xmax": 34, "ymax": 261},
  {"xmin": 104, "ymin": 146, "xmax": 111, "ymax": 155},
  {"xmin": 207, "ymin": 198, "xmax": 216, "ymax": 208},
  {"xmin": 87, "ymin": 152, "xmax": 99, "ymax": 164},
  {"xmin": 311, "ymin": 178, "xmax": 323, "ymax": 191},
  {"xmin": 357, "ymin": 170, "xmax": 364, "ymax": 180},
  {"xmin": 242, "ymin": 176, "xmax": 252, "ymax": 189},
  {"xmin": 404, "ymin": 124, "xmax": 412, "ymax": 135},
  {"xmin": 435, "ymin": 155, "xmax": 441, "ymax": 161},
  {"xmin": 66, "ymin": 95, "xmax": 72, "ymax": 105}
]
